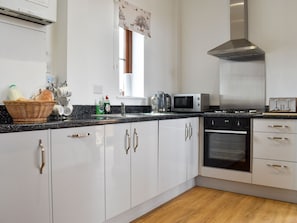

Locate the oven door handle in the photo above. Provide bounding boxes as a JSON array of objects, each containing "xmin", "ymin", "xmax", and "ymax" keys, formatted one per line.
[{"xmin": 204, "ymin": 129, "xmax": 248, "ymax": 135}]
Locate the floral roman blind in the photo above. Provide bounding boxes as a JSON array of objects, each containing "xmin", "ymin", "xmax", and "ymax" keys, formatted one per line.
[{"xmin": 117, "ymin": 0, "xmax": 151, "ymax": 38}]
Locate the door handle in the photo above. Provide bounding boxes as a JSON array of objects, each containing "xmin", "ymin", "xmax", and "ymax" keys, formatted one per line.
[
  {"xmin": 125, "ymin": 129, "xmax": 131, "ymax": 154},
  {"xmin": 189, "ymin": 123, "xmax": 193, "ymax": 140},
  {"xmin": 39, "ymin": 139, "xmax": 45, "ymax": 174},
  {"xmin": 133, "ymin": 128, "xmax": 139, "ymax": 152},
  {"xmin": 185, "ymin": 123, "xmax": 188, "ymax": 141}
]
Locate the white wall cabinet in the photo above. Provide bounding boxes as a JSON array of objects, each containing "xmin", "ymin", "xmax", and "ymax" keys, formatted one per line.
[
  {"xmin": 105, "ymin": 121, "xmax": 158, "ymax": 220},
  {"xmin": 0, "ymin": 130, "xmax": 51, "ymax": 223},
  {"xmin": 0, "ymin": 0, "xmax": 57, "ymax": 23},
  {"xmin": 51, "ymin": 126, "xmax": 105, "ymax": 223},
  {"xmin": 253, "ymin": 119, "xmax": 297, "ymax": 190},
  {"xmin": 159, "ymin": 117, "xmax": 199, "ymax": 194}
]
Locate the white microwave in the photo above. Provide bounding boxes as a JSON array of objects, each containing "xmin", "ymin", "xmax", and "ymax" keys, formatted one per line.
[{"xmin": 172, "ymin": 93, "xmax": 209, "ymax": 112}]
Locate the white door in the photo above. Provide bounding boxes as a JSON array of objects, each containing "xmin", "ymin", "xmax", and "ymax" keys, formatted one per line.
[
  {"xmin": 159, "ymin": 118, "xmax": 187, "ymax": 193},
  {"xmin": 51, "ymin": 126, "xmax": 105, "ymax": 223},
  {"xmin": 186, "ymin": 117, "xmax": 199, "ymax": 180},
  {"xmin": 0, "ymin": 130, "xmax": 51, "ymax": 223},
  {"xmin": 131, "ymin": 121, "xmax": 158, "ymax": 207},
  {"xmin": 105, "ymin": 123, "xmax": 131, "ymax": 219}
]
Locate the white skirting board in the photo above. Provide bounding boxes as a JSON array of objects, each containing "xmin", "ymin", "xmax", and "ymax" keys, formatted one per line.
[
  {"xmin": 197, "ymin": 176, "xmax": 297, "ymax": 204},
  {"xmin": 105, "ymin": 179, "xmax": 196, "ymax": 223}
]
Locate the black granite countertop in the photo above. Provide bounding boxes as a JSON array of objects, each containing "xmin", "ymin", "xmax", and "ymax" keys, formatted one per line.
[
  {"xmin": 2, "ymin": 104, "xmax": 297, "ymax": 134},
  {"xmin": 0, "ymin": 111, "xmax": 202, "ymax": 133}
]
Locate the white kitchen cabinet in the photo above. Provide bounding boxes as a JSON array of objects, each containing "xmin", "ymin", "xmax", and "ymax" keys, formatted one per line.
[
  {"xmin": 51, "ymin": 126, "xmax": 105, "ymax": 223},
  {"xmin": 159, "ymin": 117, "xmax": 199, "ymax": 194},
  {"xmin": 253, "ymin": 158, "xmax": 297, "ymax": 190},
  {"xmin": 105, "ymin": 121, "xmax": 158, "ymax": 219},
  {"xmin": 0, "ymin": 130, "xmax": 51, "ymax": 223},
  {"xmin": 0, "ymin": 0, "xmax": 57, "ymax": 23},
  {"xmin": 186, "ymin": 117, "xmax": 199, "ymax": 180},
  {"xmin": 253, "ymin": 119, "xmax": 297, "ymax": 190}
]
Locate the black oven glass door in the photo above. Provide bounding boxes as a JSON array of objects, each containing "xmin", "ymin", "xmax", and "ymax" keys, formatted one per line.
[
  {"xmin": 204, "ymin": 130, "xmax": 250, "ymax": 171},
  {"xmin": 174, "ymin": 96, "xmax": 193, "ymax": 109}
]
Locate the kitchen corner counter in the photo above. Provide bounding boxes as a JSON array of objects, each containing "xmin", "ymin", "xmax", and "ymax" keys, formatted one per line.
[{"xmin": 0, "ymin": 112, "xmax": 202, "ymax": 133}]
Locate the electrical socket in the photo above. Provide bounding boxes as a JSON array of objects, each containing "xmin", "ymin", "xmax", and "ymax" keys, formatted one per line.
[{"xmin": 93, "ymin": 85, "xmax": 103, "ymax": 94}]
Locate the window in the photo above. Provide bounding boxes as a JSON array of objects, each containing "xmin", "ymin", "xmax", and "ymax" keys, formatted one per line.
[{"xmin": 118, "ymin": 28, "xmax": 144, "ymax": 97}]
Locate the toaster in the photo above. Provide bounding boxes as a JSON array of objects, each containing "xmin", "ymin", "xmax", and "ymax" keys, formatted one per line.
[{"xmin": 269, "ymin": 98, "xmax": 297, "ymax": 112}]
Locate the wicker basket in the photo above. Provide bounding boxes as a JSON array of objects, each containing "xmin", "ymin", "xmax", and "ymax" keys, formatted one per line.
[{"xmin": 3, "ymin": 100, "xmax": 56, "ymax": 124}]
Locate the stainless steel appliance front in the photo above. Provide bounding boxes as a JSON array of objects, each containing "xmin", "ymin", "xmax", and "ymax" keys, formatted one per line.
[{"xmin": 172, "ymin": 93, "xmax": 209, "ymax": 112}]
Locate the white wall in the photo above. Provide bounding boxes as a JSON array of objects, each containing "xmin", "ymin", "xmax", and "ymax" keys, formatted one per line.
[
  {"xmin": 0, "ymin": 15, "xmax": 47, "ymax": 102},
  {"xmin": 1, "ymin": 0, "xmax": 297, "ymax": 106},
  {"xmin": 180, "ymin": 0, "xmax": 297, "ymax": 106},
  {"xmin": 179, "ymin": 0, "xmax": 229, "ymax": 105},
  {"xmin": 249, "ymin": 0, "xmax": 297, "ymax": 103},
  {"xmin": 51, "ymin": 0, "xmax": 179, "ymax": 105}
]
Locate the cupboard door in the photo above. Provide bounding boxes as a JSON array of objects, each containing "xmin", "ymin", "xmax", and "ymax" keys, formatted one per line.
[
  {"xmin": 186, "ymin": 117, "xmax": 199, "ymax": 180},
  {"xmin": 131, "ymin": 121, "xmax": 158, "ymax": 207},
  {"xmin": 51, "ymin": 126, "xmax": 105, "ymax": 223},
  {"xmin": 159, "ymin": 118, "xmax": 188, "ymax": 193},
  {"xmin": 105, "ymin": 123, "xmax": 131, "ymax": 219},
  {"xmin": 0, "ymin": 130, "xmax": 51, "ymax": 223}
]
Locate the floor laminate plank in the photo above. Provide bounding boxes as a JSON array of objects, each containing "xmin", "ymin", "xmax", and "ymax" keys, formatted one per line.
[{"xmin": 131, "ymin": 187, "xmax": 297, "ymax": 223}]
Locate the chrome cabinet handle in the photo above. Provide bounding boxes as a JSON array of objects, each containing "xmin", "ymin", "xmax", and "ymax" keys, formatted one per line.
[
  {"xmin": 133, "ymin": 128, "xmax": 139, "ymax": 152},
  {"xmin": 185, "ymin": 124, "xmax": 188, "ymax": 141},
  {"xmin": 125, "ymin": 129, "xmax": 131, "ymax": 154},
  {"xmin": 267, "ymin": 136, "xmax": 289, "ymax": 141},
  {"xmin": 189, "ymin": 123, "xmax": 193, "ymax": 140},
  {"xmin": 68, "ymin": 133, "xmax": 91, "ymax": 138},
  {"xmin": 268, "ymin": 125, "xmax": 289, "ymax": 128},
  {"xmin": 267, "ymin": 164, "xmax": 288, "ymax": 169},
  {"xmin": 39, "ymin": 139, "xmax": 45, "ymax": 174}
]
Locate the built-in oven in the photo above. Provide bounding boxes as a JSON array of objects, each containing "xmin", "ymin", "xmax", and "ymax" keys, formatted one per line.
[{"xmin": 204, "ymin": 116, "xmax": 251, "ymax": 172}]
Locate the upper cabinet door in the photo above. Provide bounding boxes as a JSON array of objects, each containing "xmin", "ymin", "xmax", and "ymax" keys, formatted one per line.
[
  {"xmin": 0, "ymin": 130, "xmax": 51, "ymax": 223},
  {"xmin": 0, "ymin": 0, "xmax": 57, "ymax": 23}
]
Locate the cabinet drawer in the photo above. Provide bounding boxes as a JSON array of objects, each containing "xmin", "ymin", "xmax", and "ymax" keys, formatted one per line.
[
  {"xmin": 253, "ymin": 119, "xmax": 297, "ymax": 133},
  {"xmin": 252, "ymin": 158, "xmax": 297, "ymax": 190},
  {"xmin": 253, "ymin": 132, "xmax": 297, "ymax": 161}
]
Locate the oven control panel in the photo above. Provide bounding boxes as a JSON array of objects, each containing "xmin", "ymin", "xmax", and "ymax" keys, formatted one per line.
[{"xmin": 204, "ymin": 117, "xmax": 250, "ymax": 131}]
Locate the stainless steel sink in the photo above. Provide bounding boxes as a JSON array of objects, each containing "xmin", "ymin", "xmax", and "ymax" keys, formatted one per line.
[{"xmin": 92, "ymin": 112, "xmax": 176, "ymax": 119}]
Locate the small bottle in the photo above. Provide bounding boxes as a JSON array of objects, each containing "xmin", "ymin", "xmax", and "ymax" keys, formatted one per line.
[
  {"xmin": 104, "ymin": 95, "xmax": 111, "ymax": 114},
  {"xmin": 95, "ymin": 99, "xmax": 100, "ymax": 115},
  {"xmin": 7, "ymin": 84, "xmax": 23, "ymax": 100},
  {"xmin": 95, "ymin": 98, "xmax": 105, "ymax": 115}
]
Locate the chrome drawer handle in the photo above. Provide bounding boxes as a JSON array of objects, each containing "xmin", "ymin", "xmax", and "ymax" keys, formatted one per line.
[
  {"xmin": 68, "ymin": 133, "xmax": 91, "ymax": 138},
  {"xmin": 267, "ymin": 164, "xmax": 288, "ymax": 169},
  {"xmin": 267, "ymin": 136, "xmax": 289, "ymax": 141},
  {"xmin": 268, "ymin": 125, "xmax": 289, "ymax": 128}
]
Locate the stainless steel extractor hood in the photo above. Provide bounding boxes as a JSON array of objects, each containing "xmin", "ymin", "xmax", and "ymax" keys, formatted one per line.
[{"xmin": 208, "ymin": 0, "xmax": 265, "ymax": 60}]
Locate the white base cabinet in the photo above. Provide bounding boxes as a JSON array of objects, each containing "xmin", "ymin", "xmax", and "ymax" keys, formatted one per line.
[
  {"xmin": 253, "ymin": 119, "xmax": 297, "ymax": 190},
  {"xmin": 0, "ymin": 130, "xmax": 51, "ymax": 223},
  {"xmin": 159, "ymin": 117, "xmax": 199, "ymax": 194},
  {"xmin": 51, "ymin": 126, "xmax": 105, "ymax": 223},
  {"xmin": 105, "ymin": 121, "xmax": 158, "ymax": 220}
]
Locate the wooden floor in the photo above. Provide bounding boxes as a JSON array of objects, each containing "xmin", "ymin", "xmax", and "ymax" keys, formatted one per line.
[{"xmin": 132, "ymin": 187, "xmax": 297, "ymax": 223}]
